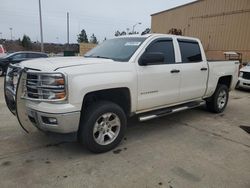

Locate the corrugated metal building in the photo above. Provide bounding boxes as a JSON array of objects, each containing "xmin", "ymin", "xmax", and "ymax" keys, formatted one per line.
[{"xmin": 151, "ymin": 0, "xmax": 250, "ymax": 61}]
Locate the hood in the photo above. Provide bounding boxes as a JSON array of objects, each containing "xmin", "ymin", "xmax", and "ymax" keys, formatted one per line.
[
  {"xmin": 20, "ymin": 57, "xmax": 115, "ymax": 72},
  {"xmin": 240, "ymin": 65, "xmax": 250, "ymax": 73}
]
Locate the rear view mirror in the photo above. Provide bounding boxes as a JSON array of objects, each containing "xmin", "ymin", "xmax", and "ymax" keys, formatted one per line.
[{"xmin": 139, "ymin": 52, "xmax": 165, "ymax": 66}]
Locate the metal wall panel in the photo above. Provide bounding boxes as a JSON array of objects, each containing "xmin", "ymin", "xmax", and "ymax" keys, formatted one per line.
[{"xmin": 151, "ymin": 0, "xmax": 250, "ymax": 61}]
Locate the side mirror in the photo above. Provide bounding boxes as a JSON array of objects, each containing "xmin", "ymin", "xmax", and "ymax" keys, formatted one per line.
[{"xmin": 139, "ymin": 52, "xmax": 165, "ymax": 66}]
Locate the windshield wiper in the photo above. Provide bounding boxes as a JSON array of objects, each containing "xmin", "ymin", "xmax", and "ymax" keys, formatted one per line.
[{"xmin": 84, "ymin": 55, "xmax": 111, "ymax": 60}]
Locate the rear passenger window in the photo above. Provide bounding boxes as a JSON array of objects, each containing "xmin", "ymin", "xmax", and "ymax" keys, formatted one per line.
[
  {"xmin": 28, "ymin": 53, "xmax": 46, "ymax": 58},
  {"xmin": 146, "ymin": 40, "xmax": 175, "ymax": 64},
  {"xmin": 178, "ymin": 40, "xmax": 202, "ymax": 63}
]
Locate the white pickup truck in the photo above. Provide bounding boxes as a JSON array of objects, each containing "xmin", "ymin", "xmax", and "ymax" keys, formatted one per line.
[{"xmin": 4, "ymin": 34, "xmax": 239, "ymax": 153}]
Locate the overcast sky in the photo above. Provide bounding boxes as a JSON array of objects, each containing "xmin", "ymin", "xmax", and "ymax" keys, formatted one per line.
[{"xmin": 0, "ymin": 0, "xmax": 196, "ymax": 43}]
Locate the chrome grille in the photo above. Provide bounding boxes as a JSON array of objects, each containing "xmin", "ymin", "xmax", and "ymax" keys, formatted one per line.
[
  {"xmin": 24, "ymin": 72, "xmax": 66, "ymax": 101},
  {"xmin": 26, "ymin": 73, "xmax": 39, "ymax": 99}
]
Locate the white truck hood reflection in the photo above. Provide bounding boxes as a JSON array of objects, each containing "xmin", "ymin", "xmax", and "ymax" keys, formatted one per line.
[{"xmin": 20, "ymin": 57, "xmax": 115, "ymax": 72}]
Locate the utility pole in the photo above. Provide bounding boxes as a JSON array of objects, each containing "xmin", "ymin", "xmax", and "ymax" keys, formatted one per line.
[
  {"xmin": 9, "ymin": 28, "xmax": 13, "ymax": 40},
  {"xmin": 38, "ymin": 0, "xmax": 44, "ymax": 52},
  {"xmin": 67, "ymin": 12, "xmax": 69, "ymax": 45}
]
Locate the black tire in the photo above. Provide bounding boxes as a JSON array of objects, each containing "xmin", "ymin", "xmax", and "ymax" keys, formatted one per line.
[
  {"xmin": 78, "ymin": 101, "xmax": 127, "ymax": 153},
  {"xmin": 206, "ymin": 84, "xmax": 229, "ymax": 113},
  {"xmin": 0, "ymin": 67, "xmax": 4, "ymax": 77}
]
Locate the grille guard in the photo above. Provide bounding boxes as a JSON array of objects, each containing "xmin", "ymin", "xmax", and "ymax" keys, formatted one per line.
[{"xmin": 4, "ymin": 65, "xmax": 36, "ymax": 133}]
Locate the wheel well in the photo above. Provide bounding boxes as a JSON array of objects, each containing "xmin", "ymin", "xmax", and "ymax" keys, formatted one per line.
[
  {"xmin": 217, "ymin": 76, "xmax": 232, "ymax": 88},
  {"xmin": 82, "ymin": 88, "xmax": 131, "ymax": 116}
]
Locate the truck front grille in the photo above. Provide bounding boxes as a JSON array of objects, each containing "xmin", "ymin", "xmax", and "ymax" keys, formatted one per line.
[
  {"xmin": 26, "ymin": 73, "xmax": 39, "ymax": 99},
  {"xmin": 242, "ymin": 72, "xmax": 250, "ymax": 80}
]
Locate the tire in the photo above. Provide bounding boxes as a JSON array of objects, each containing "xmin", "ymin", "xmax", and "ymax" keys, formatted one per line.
[
  {"xmin": 206, "ymin": 84, "xmax": 229, "ymax": 113},
  {"xmin": 78, "ymin": 101, "xmax": 127, "ymax": 153},
  {"xmin": 0, "ymin": 67, "xmax": 4, "ymax": 77}
]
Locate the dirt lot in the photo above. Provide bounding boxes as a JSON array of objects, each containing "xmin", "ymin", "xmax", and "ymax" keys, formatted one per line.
[{"xmin": 0, "ymin": 77, "xmax": 249, "ymax": 188}]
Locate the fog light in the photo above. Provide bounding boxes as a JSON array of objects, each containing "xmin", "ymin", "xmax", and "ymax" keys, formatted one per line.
[{"xmin": 42, "ymin": 116, "xmax": 58, "ymax": 125}]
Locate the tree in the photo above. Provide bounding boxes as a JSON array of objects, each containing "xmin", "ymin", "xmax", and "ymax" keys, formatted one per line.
[
  {"xmin": 21, "ymin": 35, "xmax": 32, "ymax": 49},
  {"xmin": 141, "ymin": 28, "xmax": 151, "ymax": 35},
  {"xmin": 90, "ymin": 33, "xmax": 98, "ymax": 44},
  {"xmin": 168, "ymin": 28, "xmax": 182, "ymax": 35},
  {"xmin": 77, "ymin": 29, "xmax": 88, "ymax": 43},
  {"xmin": 115, "ymin": 30, "xmax": 127, "ymax": 37},
  {"xmin": 115, "ymin": 31, "xmax": 121, "ymax": 37},
  {"xmin": 120, "ymin": 31, "xmax": 126, "ymax": 36}
]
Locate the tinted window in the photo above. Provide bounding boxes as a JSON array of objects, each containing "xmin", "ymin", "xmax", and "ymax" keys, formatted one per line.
[
  {"xmin": 12, "ymin": 53, "xmax": 27, "ymax": 60},
  {"xmin": 146, "ymin": 40, "xmax": 175, "ymax": 64},
  {"xmin": 28, "ymin": 53, "xmax": 47, "ymax": 58},
  {"xmin": 178, "ymin": 40, "xmax": 202, "ymax": 63}
]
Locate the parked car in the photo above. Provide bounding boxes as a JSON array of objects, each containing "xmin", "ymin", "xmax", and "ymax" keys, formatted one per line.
[
  {"xmin": 0, "ymin": 44, "xmax": 6, "ymax": 58},
  {"xmin": 4, "ymin": 34, "xmax": 239, "ymax": 153},
  {"xmin": 237, "ymin": 63, "xmax": 250, "ymax": 89},
  {"xmin": 0, "ymin": 51, "xmax": 48, "ymax": 76}
]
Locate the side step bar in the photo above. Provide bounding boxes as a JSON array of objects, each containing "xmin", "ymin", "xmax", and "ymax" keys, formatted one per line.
[{"xmin": 139, "ymin": 101, "xmax": 205, "ymax": 122}]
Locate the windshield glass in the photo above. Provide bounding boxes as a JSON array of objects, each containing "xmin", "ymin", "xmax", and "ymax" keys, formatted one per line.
[{"xmin": 85, "ymin": 37, "xmax": 146, "ymax": 62}]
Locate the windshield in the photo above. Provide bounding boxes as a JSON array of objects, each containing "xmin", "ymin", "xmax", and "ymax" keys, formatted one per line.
[{"xmin": 85, "ymin": 37, "xmax": 146, "ymax": 62}]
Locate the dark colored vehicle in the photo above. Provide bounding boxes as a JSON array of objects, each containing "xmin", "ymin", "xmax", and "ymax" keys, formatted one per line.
[{"xmin": 0, "ymin": 51, "xmax": 48, "ymax": 76}]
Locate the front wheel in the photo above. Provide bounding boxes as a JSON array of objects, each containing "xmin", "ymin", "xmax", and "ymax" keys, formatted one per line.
[
  {"xmin": 78, "ymin": 101, "xmax": 127, "ymax": 153},
  {"xmin": 206, "ymin": 84, "xmax": 229, "ymax": 113}
]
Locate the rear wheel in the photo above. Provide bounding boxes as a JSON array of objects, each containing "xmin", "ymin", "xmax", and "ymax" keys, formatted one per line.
[
  {"xmin": 78, "ymin": 101, "xmax": 127, "ymax": 153},
  {"xmin": 206, "ymin": 84, "xmax": 229, "ymax": 113}
]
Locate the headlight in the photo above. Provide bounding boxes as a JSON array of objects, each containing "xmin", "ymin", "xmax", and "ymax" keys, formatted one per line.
[
  {"xmin": 239, "ymin": 72, "xmax": 243, "ymax": 77},
  {"xmin": 25, "ymin": 72, "xmax": 67, "ymax": 101}
]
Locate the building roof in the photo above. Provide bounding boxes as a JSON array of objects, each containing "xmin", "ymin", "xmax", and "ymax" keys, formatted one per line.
[{"xmin": 151, "ymin": 0, "xmax": 200, "ymax": 16}]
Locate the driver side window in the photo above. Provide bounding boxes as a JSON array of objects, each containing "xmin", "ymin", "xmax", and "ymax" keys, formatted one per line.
[
  {"xmin": 12, "ymin": 53, "xmax": 26, "ymax": 60},
  {"xmin": 146, "ymin": 40, "xmax": 175, "ymax": 64}
]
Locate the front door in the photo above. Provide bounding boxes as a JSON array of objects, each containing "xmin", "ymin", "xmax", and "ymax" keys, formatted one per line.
[{"xmin": 136, "ymin": 38, "xmax": 181, "ymax": 111}]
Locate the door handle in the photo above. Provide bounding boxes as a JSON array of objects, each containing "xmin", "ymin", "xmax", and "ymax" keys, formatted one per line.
[
  {"xmin": 170, "ymin": 69, "xmax": 180, "ymax": 73},
  {"xmin": 200, "ymin": 67, "xmax": 208, "ymax": 71}
]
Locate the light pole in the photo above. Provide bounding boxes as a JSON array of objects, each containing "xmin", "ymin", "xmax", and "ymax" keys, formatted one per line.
[
  {"xmin": 132, "ymin": 22, "xmax": 141, "ymax": 34},
  {"xmin": 38, "ymin": 0, "xmax": 44, "ymax": 52},
  {"xmin": 67, "ymin": 12, "xmax": 69, "ymax": 45},
  {"xmin": 9, "ymin": 28, "xmax": 13, "ymax": 40}
]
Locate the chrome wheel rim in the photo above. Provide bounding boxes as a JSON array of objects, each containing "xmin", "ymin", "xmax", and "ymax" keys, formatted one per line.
[
  {"xmin": 217, "ymin": 90, "xmax": 227, "ymax": 109},
  {"xmin": 93, "ymin": 113, "xmax": 121, "ymax": 145}
]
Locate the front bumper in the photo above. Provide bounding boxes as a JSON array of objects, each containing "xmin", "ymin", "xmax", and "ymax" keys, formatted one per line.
[
  {"xmin": 27, "ymin": 108, "xmax": 81, "ymax": 133},
  {"xmin": 4, "ymin": 65, "xmax": 81, "ymax": 134},
  {"xmin": 238, "ymin": 77, "xmax": 250, "ymax": 89}
]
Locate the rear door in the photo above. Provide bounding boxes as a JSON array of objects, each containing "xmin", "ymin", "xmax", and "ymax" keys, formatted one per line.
[
  {"xmin": 136, "ymin": 38, "xmax": 181, "ymax": 111},
  {"xmin": 177, "ymin": 39, "xmax": 208, "ymax": 101}
]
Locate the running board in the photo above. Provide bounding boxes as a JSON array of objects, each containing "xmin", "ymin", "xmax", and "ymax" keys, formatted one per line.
[{"xmin": 139, "ymin": 101, "xmax": 205, "ymax": 122}]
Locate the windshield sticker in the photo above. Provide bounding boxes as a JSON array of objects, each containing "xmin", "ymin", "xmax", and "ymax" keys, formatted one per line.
[{"xmin": 125, "ymin": 42, "xmax": 141, "ymax": 46}]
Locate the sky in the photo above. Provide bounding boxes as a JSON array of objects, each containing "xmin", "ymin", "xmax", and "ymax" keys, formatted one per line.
[{"xmin": 0, "ymin": 0, "xmax": 196, "ymax": 43}]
